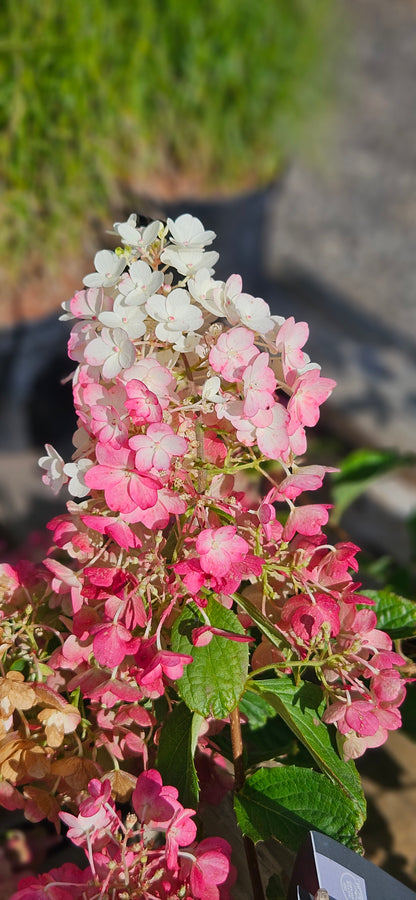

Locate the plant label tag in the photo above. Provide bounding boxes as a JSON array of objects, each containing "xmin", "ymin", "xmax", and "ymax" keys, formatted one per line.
[
  {"xmin": 315, "ymin": 853, "xmax": 367, "ymax": 900},
  {"xmin": 288, "ymin": 831, "xmax": 416, "ymax": 900}
]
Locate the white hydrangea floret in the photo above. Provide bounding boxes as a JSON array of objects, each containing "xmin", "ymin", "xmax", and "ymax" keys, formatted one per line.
[
  {"xmin": 63, "ymin": 459, "xmax": 94, "ymax": 498},
  {"xmin": 227, "ymin": 291, "xmax": 275, "ymax": 334},
  {"xmin": 167, "ymin": 214, "xmax": 215, "ymax": 248},
  {"xmin": 141, "ymin": 220, "xmax": 163, "ymax": 248},
  {"xmin": 160, "ymin": 247, "xmax": 219, "ymax": 277},
  {"xmin": 188, "ymin": 269, "xmax": 224, "ymax": 316},
  {"xmin": 118, "ymin": 260, "xmax": 164, "ymax": 306},
  {"xmin": 161, "ymin": 212, "xmax": 218, "ymax": 276},
  {"xmin": 83, "ymin": 250, "xmax": 126, "ymax": 288},
  {"xmin": 98, "ymin": 295, "xmax": 146, "ymax": 340},
  {"xmin": 215, "ymin": 274, "xmax": 243, "ymax": 323},
  {"xmin": 84, "ymin": 327, "xmax": 136, "ymax": 379},
  {"xmin": 113, "ymin": 215, "xmax": 161, "ymax": 249},
  {"xmin": 171, "ymin": 332, "xmax": 203, "ymax": 354},
  {"xmin": 146, "ymin": 288, "xmax": 204, "ymax": 342},
  {"xmin": 202, "ymin": 376, "xmax": 223, "ymax": 404},
  {"xmin": 39, "ymin": 445, "xmax": 68, "ymax": 495}
]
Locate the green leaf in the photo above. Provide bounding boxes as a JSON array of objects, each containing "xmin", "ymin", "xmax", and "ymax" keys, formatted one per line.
[
  {"xmin": 157, "ymin": 702, "xmax": 202, "ymax": 809},
  {"xmin": 234, "ymin": 765, "xmax": 362, "ymax": 851},
  {"xmin": 37, "ymin": 663, "xmax": 55, "ymax": 678},
  {"xmin": 233, "ymin": 591, "xmax": 290, "ymax": 652},
  {"xmin": 171, "ymin": 598, "xmax": 249, "ymax": 718},
  {"xmin": 239, "ymin": 690, "xmax": 277, "ymax": 730},
  {"xmin": 251, "ymin": 677, "xmax": 365, "ymax": 821},
  {"xmin": 239, "ymin": 690, "xmax": 315, "ymax": 766},
  {"xmin": 331, "ymin": 448, "xmax": 416, "ymax": 523},
  {"xmin": 216, "ymin": 691, "xmax": 309, "ymax": 769},
  {"xmin": 207, "ymin": 504, "xmax": 235, "ymax": 525},
  {"xmin": 9, "ymin": 659, "xmax": 27, "ymax": 673},
  {"xmin": 360, "ymin": 589, "xmax": 416, "ymax": 639}
]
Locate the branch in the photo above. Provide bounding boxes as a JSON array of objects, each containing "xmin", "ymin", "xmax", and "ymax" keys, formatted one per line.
[{"xmin": 230, "ymin": 706, "xmax": 266, "ymax": 900}]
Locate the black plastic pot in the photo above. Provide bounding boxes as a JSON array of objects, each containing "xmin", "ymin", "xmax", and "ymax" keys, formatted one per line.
[
  {"xmin": 0, "ymin": 314, "xmax": 75, "ymax": 453},
  {"xmin": 135, "ymin": 178, "xmax": 283, "ymax": 296}
]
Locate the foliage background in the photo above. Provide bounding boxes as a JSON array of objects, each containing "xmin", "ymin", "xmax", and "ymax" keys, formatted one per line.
[{"xmin": 0, "ymin": 0, "xmax": 336, "ymax": 285}]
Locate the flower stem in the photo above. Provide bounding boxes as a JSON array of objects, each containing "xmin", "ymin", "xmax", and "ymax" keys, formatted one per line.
[{"xmin": 230, "ymin": 706, "xmax": 266, "ymax": 900}]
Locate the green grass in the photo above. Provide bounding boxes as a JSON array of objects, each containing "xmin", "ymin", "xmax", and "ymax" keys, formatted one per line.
[{"xmin": 0, "ymin": 0, "xmax": 337, "ymax": 278}]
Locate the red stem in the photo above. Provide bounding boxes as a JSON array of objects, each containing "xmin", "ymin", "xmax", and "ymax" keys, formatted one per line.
[{"xmin": 230, "ymin": 706, "xmax": 266, "ymax": 900}]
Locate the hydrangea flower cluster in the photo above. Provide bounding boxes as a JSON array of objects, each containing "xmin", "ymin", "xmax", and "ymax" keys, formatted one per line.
[
  {"xmin": 12, "ymin": 770, "xmax": 235, "ymax": 900},
  {"xmin": 0, "ymin": 213, "xmax": 407, "ymax": 896}
]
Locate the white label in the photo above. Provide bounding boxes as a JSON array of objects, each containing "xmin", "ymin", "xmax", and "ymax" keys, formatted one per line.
[{"xmin": 315, "ymin": 853, "xmax": 368, "ymax": 900}]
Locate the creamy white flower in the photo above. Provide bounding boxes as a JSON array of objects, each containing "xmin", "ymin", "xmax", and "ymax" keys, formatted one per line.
[
  {"xmin": 202, "ymin": 376, "xmax": 223, "ymax": 403},
  {"xmin": 98, "ymin": 295, "xmax": 146, "ymax": 340},
  {"xmin": 146, "ymin": 288, "xmax": 204, "ymax": 342},
  {"xmin": 83, "ymin": 250, "xmax": 126, "ymax": 288},
  {"xmin": 63, "ymin": 459, "xmax": 94, "ymax": 498},
  {"xmin": 160, "ymin": 246, "xmax": 219, "ymax": 276},
  {"xmin": 84, "ymin": 327, "xmax": 136, "ymax": 379},
  {"xmin": 188, "ymin": 269, "xmax": 224, "ymax": 316},
  {"xmin": 113, "ymin": 215, "xmax": 161, "ymax": 249},
  {"xmin": 167, "ymin": 213, "xmax": 215, "ymax": 248},
  {"xmin": 39, "ymin": 445, "xmax": 68, "ymax": 495},
  {"xmin": 141, "ymin": 220, "xmax": 162, "ymax": 248},
  {"xmin": 172, "ymin": 332, "xmax": 203, "ymax": 354},
  {"xmin": 228, "ymin": 291, "xmax": 274, "ymax": 334},
  {"xmin": 118, "ymin": 260, "xmax": 164, "ymax": 306}
]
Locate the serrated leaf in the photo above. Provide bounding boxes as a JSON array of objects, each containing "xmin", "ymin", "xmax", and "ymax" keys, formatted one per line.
[
  {"xmin": 157, "ymin": 702, "xmax": 202, "ymax": 809},
  {"xmin": 171, "ymin": 598, "xmax": 249, "ymax": 719},
  {"xmin": 331, "ymin": 448, "xmax": 416, "ymax": 523},
  {"xmin": 360, "ymin": 589, "xmax": 416, "ymax": 639},
  {"xmin": 234, "ymin": 765, "xmax": 362, "ymax": 851},
  {"xmin": 251, "ymin": 677, "xmax": 365, "ymax": 821}
]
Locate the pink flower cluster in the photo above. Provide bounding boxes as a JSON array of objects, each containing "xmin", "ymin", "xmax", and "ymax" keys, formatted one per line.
[
  {"xmin": 0, "ymin": 212, "xmax": 408, "ymax": 894},
  {"xmin": 255, "ymin": 536, "xmax": 407, "ymax": 758},
  {"xmin": 11, "ymin": 771, "xmax": 235, "ymax": 900}
]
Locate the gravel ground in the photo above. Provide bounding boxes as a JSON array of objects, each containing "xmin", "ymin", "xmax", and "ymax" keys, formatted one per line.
[{"xmin": 268, "ymin": 0, "xmax": 416, "ymax": 335}]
